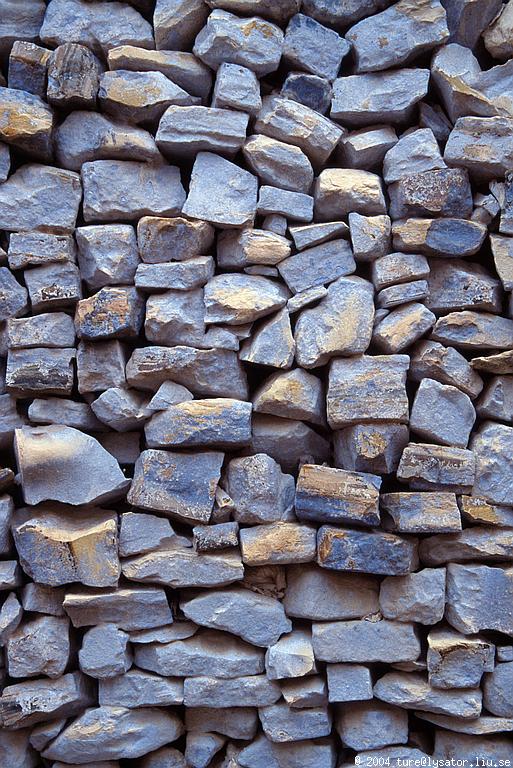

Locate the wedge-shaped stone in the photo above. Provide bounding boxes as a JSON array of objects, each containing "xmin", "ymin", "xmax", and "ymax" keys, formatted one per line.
[
  {"xmin": 296, "ymin": 464, "xmax": 380, "ymax": 526},
  {"xmin": 380, "ymin": 568, "xmax": 446, "ymax": 625},
  {"xmin": 471, "ymin": 349, "xmax": 513, "ymax": 374},
  {"xmin": 418, "ymin": 712, "xmax": 513, "ymax": 735},
  {"xmin": 181, "ymin": 588, "xmax": 292, "ymax": 647},
  {"xmin": 183, "ymin": 152, "xmax": 258, "ymax": 228},
  {"xmin": 327, "ymin": 354, "xmax": 409, "ymax": 429},
  {"xmin": 392, "ymin": 217, "xmax": 487, "ymax": 257},
  {"xmin": 252, "ymin": 369, "xmax": 323, "ymax": 425},
  {"xmin": 374, "ymin": 672, "xmax": 482, "ymax": 719},
  {"xmin": 410, "ymin": 378, "xmax": 475, "ymax": 448},
  {"xmin": 260, "ymin": 701, "xmax": 331, "ymax": 742},
  {"xmin": 13, "ymin": 506, "xmax": 119, "ymax": 588},
  {"xmin": 204, "ymin": 274, "xmax": 288, "ymax": 325},
  {"xmin": 135, "ymin": 629, "xmax": 263, "ymax": 678},
  {"xmin": 331, "ymin": 69, "xmax": 430, "ymax": 126},
  {"xmin": 265, "ymin": 629, "xmax": 316, "ymax": 680},
  {"xmin": 126, "ymin": 346, "xmax": 248, "ymax": 399},
  {"xmin": 79, "ymin": 623, "xmax": 132, "ymax": 680},
  {"xmin": 420, "ymin": 526, "xmax": 513, "ymax": 565},
  {"xmin": 313, "ymin": 619, "xmax": 420, "ymax": 663},
  {"xmin": 278, "ymin": 240, "xmax": 355, "ymax": 294},
  {"xmin": 213, "ymin": 61, "xmax": 261, "ymax": 114},
  {"xmin": 434, "ymin": 731, "xmax": 513, "ymax": 760},
  {"xmin": 128, "ymin": 449, "xmax": 224, "ymax": 524},
  {"xmin": 14, "ymin": 425, "xmax": 129, "ymax": 506},
  {"xmin": 397, "ymin": 443, "xmax": 476, "ymax": 493},
  {"xmin": 381, "ymin": 492, "xmax": 461, "ymax": 534},
  {"xmin": 295, "ymin": 276, "xmax": 374, "ymax": 368},
  {"xmin": 55, "ymin": 112, "xmax": 160, "ymax": 172},
  {"xmin": 99, "ymin": 71, "xmax": 197, "ymax": 126},
  {"xmin": 317, "ymin": 526, "xmax": 418, "ymax": 576},
  {"xmin": 82, "ymin": 160, "xmax": 185, "ymax": 223},
  {"xmin": 383, "ymin": 128, "xmax": 445, "ymax": 184},
  {"xmin": 240, "ymin": 522, "xmax": 317, "ymax": 566},
  {"xmin": 100, "ymin": 670, "xmax": 183, "ymax": 708},
  {"xmin": 240, "ymin": 308, "xmax": 295, "ymax": 369},
  {"xmin": 446, "ymin": 563, "xmax": 513, "ymax": 635},
  {"xmin": 444, "ymin": 116, "xmax": 513, "ymax": 180},
  {"xmin": 373, "ymin": 302, "xmax": 436, "ymax": 354},
  {"xmin": 0, "ymin": 671, "xmax": 94, "ymax": 730},
  {"xmin": 477, "ymin": 375, "xmax": 513, "ymax": 423},
  {"xmin": 64, "ymin": 586, "xmax": 172, "ymax": 631},
  {"xmin": 334, "ymin": 423, "xmax": 408, "ymax": 476},
  {"xmin": 459, "ymin": 496, "xmax": 513, "ymax": 528},
  {"xmin": 40, "ymin": 0, "xmax": 154, "ymax": 57},
  {"xmin": 157, "ymin": 105, "xmax": 248, "ymax": 157},
  {"xmin": 0, "ymin": 88, "xmax": 54, "ymax": 161},
  {"xmin": 184, "ymin": 675, "xmax": 281, "ymax": 708},
  {"xmin": 122, "ymin": 541, "xmax": 243, "ymax": 588},
  {"xmin": 432, "ymin": 311, "xmax": 513, "ymax": 351},
  {"xmin": 218, "ymin": 228, "xmax": 290, "ymax": 269},
  {"xmin": 243, "ymin": 135, "xmax": 313, "ymax": 193},
  {"xmin": 346, "ymin": 0, "xmax": 448, "ymax": 73},
  {"xmin": 282, "ymin": 675, "xmax": 328, "ymax": 709},
  {"xmin": 43, "ymin": 706, "xmax": 183, "ymax": 762},
  {"xmin": 427, "ymin": 628, "xmax": 494, "ymax": 689},
  {"xmin": 193, "ymin": 10, "xmax": 283, "ymax": 76},
  {"xmin": 255, "ymin": 95, "xmax": 343, "ymax": 165},
  {"xmin": 0, "ymin": 164, "xmax": 81, "ymax": 234}
]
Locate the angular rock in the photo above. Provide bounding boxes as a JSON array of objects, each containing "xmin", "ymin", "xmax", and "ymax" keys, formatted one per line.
[
  {"xmin": 25, "ymin": 262, "xmax": 82, "ymax": 312},
  {"xmin": 281, "ymin": 71, "xmax": 332, "ymax": 114},
  {"xmin": 64, "ymin": 586, "xmax": 172, "ymax": 631},
  {"xmin": 459, "ymin": 496, "xmax": 513, "ymax": 528},
  {"xmin": 283, "ymin": 13, "xmax": 349, "ymax": 80},
  {"xmin": 0, "ymin": 269, "xmax": 28, "ymax": 322},
  {"xmin": 47, "ymin": 42, "xmax": 101, "ymax": 110},
  {"xmin": 334, "ymin": 423, "xmax": 409, "ymax": 475},
  {"xmin": 76, "ymin": 224, "xmax": 139, "ymax": 290},
  {"xmin": 77, "ymin": 340, "xmax": 127, "ymax": 394},
  {"xmin": 250, "ymin": 413, "xmax": 330, "ymax": 471},
  {"xmin": 193, "ymin": 10, "xmax": 283, "ymax": 76},
  {"xmin": 185, "ymin": 705, "xmax": 257, "ymax": 740},
  {"xmin": 340, "ymin": 124, "xmax": 398, "ymax": 170},
  {"xmin": 392, "ymin": 217, "xmax": 487, "ymax": 257},
  {"xmin": 40, "ymin": 0, "xmax": 154, "ymax": 57},
  {"xmin": 477, "ymin": 375, "xmax": 513, "ymax": 422},
  {"xmin": 79, "ymin": 623, "xmax": 131, "ymax": 679},
  {"xmin": 373, "ymin": 302, "xmax": 436, "ymax": 354},
  {"xmin": 377, "ymin": 280, "xmax": 429, "ymax": 309},
  {"xmin": 100, "ymin": 669, "xmax": 183, "ymax": 708},
  {"xmin": 410, "ymin": 378, "xmax": 475, "ymax": 447},
  {"xmin": 483, "ymin": 662, "xmax": 513, "ymax": 717},
  {"xmin": 7, "ymin": 231, "xmax": 76, "ymax": 271},
  {"xmin": 313, "ymin": 619, "xmax": 420, "ymax": 663},
  {"xmin": 278, "ymin": 240, "xmax": 355, "ymax": 295},
  {"xmin": 252, "ymin": 369, "xmax": 323, "ymax": 425},
  {"xmin": 213, "ymin": 62, "xmax": 261, "ymax": 115},
  {"xmin": 410, "ymin": 340, "xmax": 483, "ymax": 399},
  {"xmin": 420, "ymin": 526, "xmax": 513, "ymax": 565},
  {"xmin": 136, "ymin": 257, "xmax": 214, "ymax": 292},
  {"xmin": 0, "ymin": 164, "xmax": 81, "ymax": 234},
  {"xmin": 0, "ymin": 88, "xmax": 53, "ymax": 161},
  {"xmin": 327, "ymin": 663, "xmax": 372, "ymax": 703},
  {"xmin": 259, "ymin": 702, "xmax": 331, "ymax": 742},
  {"xmin": 21, "ymin": 583, "xmax": 65, "ymax": 617},
  {"xmin": 381, "ymin": 491, "xmax": 461, "ymax": 533},
  {"xmin": 240, "ymin": 309, "xmax": 295, "ymax": 369},
  {"xmin": 193, "ymin": 522, "xmax": 239, "ymax": 553},
  {"xmin": 380, "ymin": 568, "xmax": 446, "ymax": 625},
  {"xmin": 8, "ymin": 41, "xmax": 50, "ymax": 99},
  {"xmin": 225, "ymin": 453, "xmax": 294, "ymax": 525},
  {"xmin": 397, "ymin": 442, "xmax": 476, "ymax": 493},
  {"xmin": 243, "ymin": 134, "xmax": 313, "ymax": 194},
  {"xmin": 295, "ymin": 276, "xmax": 374, "ymax": 368},
  {"xmin": 445, "ymin": 563, "xmax": 513, "ymax": 635},
  {"xmin": 181, "ymin": 588, "xmax": 292, "ymax": 647},
  {"xmin": 317, "ymin": 526, "xmax": 418, "ymax": 576},
  {"xmin": 82, "ymin": 160, "xmax": 185, "ymax": 222},
  {"xmin": 426, "ymin": 260, "xmax": 502, "ymax": 314},
  {"xmin": 184, "ymin": 675, "xmax": 281, "ymax": 708},
  {"xmin": 100, "ymin": 70, "xmax": 197, "ymax": 126},
  {"xmin": 75, "ymin": 287, "xmax": 144, "ymax": 341},
  {"xmin": 13, "ymin": 505, "xmax": 120, "ymax": 588},
  {"xmin": 281, "ymin": 675, "xmax": 328, "ymax": 709},
  {"xmin": 295, "ymin": 464, "xmax": 380, "ymax": 527},
  {"xmin": 43, "ymin": 706, "xmax": 183, "ymax": 762},
  {"xmin": 471, "ymin": 422, "xmax": 513, "ymax": 505},
  {"xmin": 91, "ymin": 388, "xmax": 151, "ymax": 432},
  {"xmin": 6, "ymin": 615, "xmax": 69, "ymax": 679},
  {"xmin": 349, "ymin": 213, "xmax": 391, "ymax": 262},
  {"xmin": 315, "ymin": 168, "xmax": 385, "ymax": 220},
  {"xmin": 284, "ymin": 564, "xmax": 379, "ymax": 620},
  {"xmin": 119, "ymin": 512, "xmax": 174, "ymax": 558},
  {"xmin": 56, "ymin": 111, "xmax": 160, "ymax": 172},
  {"xmin": 204, "ymin": 274, "xmax": 288, "ymax": 326},
  {"xmin": 433, "ymin": 730, "xmax": 513, "ymax": 760},
  {"xmin": 374, "ymin": 671, "xmax": 482, "ymax": 718},
  {"xmin": 444, "ymin": 116, "xmax": 513, "ymax": 180},
  {"xmin": 157, "ymin": 105, "xmax": 248, "ymax": 159},
  {"xmin": 0, "ymin": 1, "xmax": 46, "ymax": 59},
  {"xmin": 256, "ymin": 186, "xmax": 313, "ymax": 222},
  {"xmin": 183, "ymin": 152, "xmax": 257, "ymax": 228},
  {"xmin": 218, "ymin": 228, "xmax": 290, "ymax": 269},
  {"xmin": 240, "ymin": 522, "xmax": 316, "ymax": 566},
  {"xmin": 128, "ymin": 449, "xmax": 223, "ymax": 524},
  {"xmin": 383, "ymin": 128, "xmax": 445, "ymax": 184},
  {"xmin": 138, "ymin": 216, "xmax": 214, "ymax": 264},
  {"xmin": 0, "ymin": 593, "xmax": 22, "ymax": 646},
  {"xmin": 484, "ymin": 1, "xmax": 513, "ymax": 59},
  {"xmin": 433, "ymin": 311, "xmax": 513, "ymax": 351},
  {"xmin": 389, "ymin": 168, "xmax": 472, "ymax": 219},
  {"xmin": 7, "ymin": 313, "xmax": 75, "ymax": 350},
  {"xmin": 327, "ymin": 354, "xmax": 410, "ymax": 429},
  {"xmin": 15, "ymin": 425, "xmax": 128, "ymax": 506},
  {"xmin": 427, "ymin": 627, "xmax": 494, "ymax": 689},
  {"xmin": 331, "ymin": 69, "xmax": 430, "ymax": 126}
]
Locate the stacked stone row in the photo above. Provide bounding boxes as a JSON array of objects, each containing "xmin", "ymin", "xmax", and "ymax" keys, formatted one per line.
[{"xmin": 1, "ymin": 0, "xmax": 513, "ymax": 765}]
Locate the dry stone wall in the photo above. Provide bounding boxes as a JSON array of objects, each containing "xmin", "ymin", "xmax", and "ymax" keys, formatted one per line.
[{"xmin": 0, "ymin": 0, "xmax": 513, "ymax": 765}]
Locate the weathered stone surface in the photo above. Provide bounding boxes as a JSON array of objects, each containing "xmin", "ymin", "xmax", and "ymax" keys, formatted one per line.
[
  {"xmin": 138, "ymin": 216, "xmax": 214, "ymax": 264},
  {"xmin": 185, "ymin": 705, "xmax": 257, "ymax": 740},
  {"xmin": 295, "ymin": 464, "xmax": 380, "ymax": 527},
  {"xmin": 100, "ymin": 669, "xmax": 183, "ymax": 708},
  {"xmin": 433, "ymin": 311, "xmax": 513, "ymax": 351},
  {"xmin": 420, "ymin": 525, "xmax": 513, "ymax": 565},
  {"xmin": 483, "ymin": 662, "xmax": 513, "ymax": 717},
  {"xmin": 389, "ymin": 168, "xmax": 472, "ymax": 219},
  {"xmin": 43, "ymin": 706, "xmax": 183, "ymax": 762},
  {"xmin": 397, "ymin": 442, "xmax": 476, "ymax": 493},
  {"xmin": 15, "ymin": 426, "xmax": 128, "ymax": 506},
  {"xmin": 75, "ymin": 224, "xmax": 139, "ymax": 290},
  {"xmin": 120, "ymin": 511, "xmax": 174, "ymax": 558},
  {"xmin": 426, "ymin": 260, "xmax": 502, "ymax": 314},
  {"xmin": 392, "ymin": 217, "xmax": 487, "ymax": 257},
  {"xmin": 346, "ymin": 0, "xmax": 448, "ymax": 73},
  {"xmin": 410, "ymin": 378, "xmax": 475, "ymax": 447},
  {"xmin": 136, "ymin": 256, "xmax": 214, "ymax": 292},
  {"xmin": 243, "ymin": 135, "xmax": 313, "ymax": 195},
  {"xmin": 193, "ymin": 521, "xmax": 239, "ymax": 553},
  {"xmin": 40, "ymin": 0, "xmax": 154, "ymax": 57},
  {"xmin": 327, "ymin": 663, "xmax": 372, "ymax": 703},
  {"xmin": 313, "ymin": 619, "xmax": 420, "ymax": 663},
  {"xmin": 47, "ymin": 42, "xmax": 101, "ymax": 110},
  {"xmin": 0, "ymin": 88, "xmax": 53, "ymax": 162},
  {"xmin": 0, "ymin": 671, "xmax": 94, "ymax": 730},
  {"xmin": 446, "ymin": 563, "xmax": 513, "ymax": 635},
  {"xmin": 75, "ymin": 287, "xmax": 144, "ymax": 341},
  {"xmin": 7, "ymin": 231, "xmax": 76, "ymax": 271},
  {"xmin": 380, "ymin": 568, "xmax": 446, "ymax": 625},
  {"xmin": 157, "ymin": 105, "xmax": 248, "ymax": 158},
  {"xmin": 417, "ymin": 711, "xmax": 513, "ymax": 735},
  {"xmin": 100, "ymin": 70, "xmax": 196, "ymax": 126},
  {"xmin": 484, "ymin": 1, "xmax": 513, "ymax": 60},
  {"xmin": 64, "ymin": 586, "xmax": 172, "ymax": 631},
  {"xmin": 374, "ymin": 671, "xmax": 482, "ymax": 718},
  {"xmin": 331, "ymin": 69, "xmax": 430, "ymax": 126},
  {"xmin": 8, "ymin": 313, "xmax": 75, "ymax": 350},
  {"xmin": 410, "ymin": 340, "xmax": 483, "ymax": 399},
  {"xmin": 204, "ymin": 274, "xmax": 288, "ymax": 325},
  {"xmin": 7, "ymin": 347, "xmax": 74, "ymax": 396},
  {"xmin": 278, "ymin": 240, "xmax": 355, "ymax": 295},
  {"xmin": 218, "ymin": 228, "xmax": 290, "ymax": 269},
  {"xmin": 349, "ymin": 213, "xmax": 391, "ymax": 262},
  {"xmin": 56, "ymin": 112, "xmax": 160, "ymax": 172},
  {"xmin": 477, "ymin": 375, "xmax": 513, "ymax": 422},
  {"xmin": 295, "ymin": 276, "xmax": 374, "ymax": 368},
  {"xmin": 444, "ymin": 116, "xmax": 513, "ymax": 180},
  {"xmin": 183, "ymin": 152, "xmax": 258, "ymax": 228},
  {"xmin": 255, "ymin": 95, "xmax": 343, "ymax": 165},
  {"xmin": 337, "ymin": 700, "xmax": 408, "ymax": 751},
  {"xmin": 257, "ymin": 185, "xmax": 313, "ymax": 222},
  {"xmin": 317, "ymin": 526, "xmax": 418, "ymax": 575},
  {"xmin": 79, "ymin": 623, "xmax": 132, "ymax": 679},
  {"xmin": 21, "ymin": 583, "xmax": 65, "ymax": 617},
  {"xmin": 283, "ymin": 13, "xmax": 349, "ymax": 81},
  {"xmin": 0, "ymin": 164, "xmax": 81, "ymax": 234},
  {"xmin": 0, "ymin": 0, "xmax": 46, "ymax": 59},
  {"xmin": 0, "ymin": 269, "xmax": 28, "ymax": 323},
  {"xmin": 383, "ymin": 128, "xmax": 445, "ymax": 184},
  {"xmin": 284, "ymin": 564, "xmax": 379, "ymax": 621},
  {"xmin": 240, "ymin": 522, "xmax": 316, "ymax": 566},
  {"xmin": 82, "ymin": 160, "xmax": 185, "ymax": 222},
  {"xmin": 224, "ymin": 453, "xmax": 294, "ymax": 525},
  {"xmin": 13, "ymin": 505, "xmax": 120, "ymax": 587},
  {"xmin": 281, "ymin": 675, "xmax": 328, "ymax": 709},
  {"xmin": 184, "ymin": 675, "xmax": 281, "ymax": 708},
  {"xmin": 327, "ymin": 354, "xmax": 410, "ymax": 429},
  {"xmin": 260, "ymin": 701, "xmax": 331, "ymax": 742},
  {"xmin": 252, "ymin": 368, "xmax": 323, "ymax": 425},
  {"xmin": 377, "ymin": 280, "xmax": 429, "ymax": 309},
  {"xmin": 77, "ymin": 340, "xmax": 127, "ymax": 394},
  {"xmin": 315, "ymin": 168, "xmax": 385, "ymax": 220},
  {"xmin": 250, "ymin": 413, "xmax": 330, "ymax": 471},
  {"xmin": 373, "ymin": 303, "xmax": 436, "ymax": 354},
  {"xmin": 340, "ymin": 124, "xmax": 398, "ymax": 170},
  {"xmin": 128, "ymin": 449, "xmax": 224, "ymax": 523},
  {"xmin": 6, "ymin": 615, "xmax": 69, "ymax": 679},
  {"xmin": 8, "ymin": 41, "xmax": 50, "ymax": 99},
  {"xmin": 427, "ymin": 627, "xmax": 494, "ymax": 689},
  {"xmin": 213, "ymin": 62, "xmax": 261, "ymax": 115},
  {"xmin": 433, "ymin": 730, "xmax": 513, "ymax": 760},
  {"xmin": 181, "ymin": 588, "xmax": 291, "ymax": 647},
  {"xmin": 334, "ymin": 423, "xmax": 409, "ymax": 476},
  {"xmin": 459, "ymin": 496, "xmax": 513, "ymax": 528},
  {"xmin": 239, "ymin": 308, "xmax": 295, "ymax": 368},
  {"xmin": 382, "ymin": 491, "xmax": 461, "ymax": 533},
  {"xmin": 471, "ymin": 422, "xmax": 513, "ymax": 505},
  {"xmin": 0, "ymin": 592, "xmax": 22, "ymax": 646}
]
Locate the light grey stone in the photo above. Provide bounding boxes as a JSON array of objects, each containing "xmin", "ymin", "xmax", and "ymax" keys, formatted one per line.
[
  {"xmin": 389, "ymin": 167, "xmax": 473, "ymax": 220},
  {"xmin": 327, "ymin": 664, "xmax": 372, "ymax": 703},
  {"xmin": 127, "ymin": 449, "xmax": 224, "ymax": 524},
  {"xmin": 15, "ymin": 425, "xmax": 128, "ymax": 506},
  {"xmin": 0, "ymin": 561, "xmax": 22, "ymax": 591},
  {"xmin": 204, "ymin": 274, "xmax": 288, "ymax": 325},
  {"xmin": 137, "ymin": 216, "xmax": 214, "ymax": 264},
  {"xmin": 477, "ymin": 375, "xmax": 513, "ymax": 422},
  {"xmin": 82, "ymin": 160, "xmax": 185, "ymax": 223},
  {"xmin": 79, "ymin": 623, "xmax": 132, "ymax": 679},
  {"xmin": 331, "ymin": 69, "xmax": 430, "ymax": 126},
  {"xmin": 381, "ymin": 491, "xmax": 461, "ymax": 533},
  {"xmin": 183, "ymin": 152, "xmax": 257, "ymax": 228},
  {"xmin": 213, "ymin": 63, "xmax": 261, "ymax": 115},
  {"xmin": 92, "ymin": 388, "xmax": 151, "ymax": 432},
  {"xmin": 184, "ymin": 675, "xmax": 281, "ymax": 708},
  {"xmin": 459, "ymin": 496, "xmax": 513, "ymax": 528},
  {"xmin": 243, "ymin": 135, "xmax": 313, "ymax": 193},
  {"xmin": 444, "ymin": 116, "xmax": 513, "ymax": 181},
  {"xmin": 336, "ymin": 701, "xmax": 408, "ymax": 751},
  {"xmin": 100, "ymin": 669, "xmax": 183, "ymax": 708},
  {"xmin": 427, "ymin": 627, "xmax": 494, "ymax": 689},
  {"xmin": 21, "ymin": 583, "xmax": 65, "ymax": 617},
  {"xmin": 218, "ymin": 229, "xmax": 290, "ymax": 269},
  {"xmin": 185, "ymin": 706, "xmax": 258, "ymax": 740},
  {"xmin": 334, "ymin": 423, "xmax": 409, "ymax": 475},
  {"xmin": 433, "ymin": 730, "xmax": 513, "ymax": 760},
  {"xmin": 278, "ymin": 240, "xmax": 355, "ymax": 294},
  {"xmin": 157, "ymin": 105, "xmax": 248, "ymax": 158},
  {"xmin": 349, "ymin": 213, "xmax": 391, "ymax": 262},
  {"xmin": 372, "ymin": 252, "xmax": 429, "ymax": 291},
  {"xmin": 193, "ymin": 10, "xmax": 283, "ymax": 76},
  {"xmin": 0, "ymin": 144, "xmax": 10, "ymax": 184},
  {"xmin": 410, "ymin": 340, "xmax": 483, "ymax": 399},
  {"xmin": 491, "ymin": 233, "xmax": 513, "ymax": 291},
  {"xmin": 240, "ymin": 309, "xmax": 295, "ymax": 369},
  {"xmin": 281, "ymin": 676, "xmax": 328, "ymax": 709},
  {"xmin": 25, "ymin": 262, "xmax": 81, "ymax": 312},
  {"xmin": 154, "ymin": 0, "xmax": 208, "ymax": 50},
  {"xmin": 43, "ymin": 706, "xmax": 183, "ymax": 762},
  {"xmin": 40, "ymin": 0, "xmax": 154, "ymax": 57},
  {"xmin": 108, "ymin": 46, "xmax": 211, "ymax": 100},
  {"xmin": 287, "ymin": 286, "xmax": 328, "ymax": 313},
  {"xmin": 315, "ymin": 168, "xmax": 385, "ymax": 221},
  {"xmin": 100, "ymin": 69, "xmax": 197, "ymax": 125},
  {"xmin": 255, "ymin": 95, "xmax": 343, "ymax": 165},
  {"xmin": 417, "ymin": 711, "xmax": 513, "ymax": 735},
  {"xmin": 257, "ymin": 186, "xmax": 313, "ymax": 222},
  {"xmin": 0, "ymin": 593, "xmax": 22, "ymax": 647},
  {"xmin": 327, "ymin": 354, "xmax": 410, "ymax": 429},
  {"xmin": 284, "ymin": 564, "xmax": 379, "ymax": 620},
  {"xmin": 433, "ymin": 311, "xmax": 513, "ymax": 351},
  {"xmin": 6, "ymin": 615, "xmax": 69, "ymax": 679},
  {"xmin": 426, "ymin": 260, "xmax": 502, "ymax": 314},
  {"xmin": 0, "ymin": 269, "xmax": 28, "ymax": 322},
  {"xmin": 136, "ymin": 256, "xmax": 214, "ymax": 292},
  {"xmin": 383, "ymin": 128, "xmax": 445, "ymax": 183},
  {"xmin": 181, "ymin": 588, "xmax": 292, "ymax": 647},
  {"xmin": 410, "ymin": 378, "xmax": 475, "ymax": 447},
  {"xmin": 6, "ymin": 38, "xmax": 48, "ymax": 95},
  {"xmin": 47, "ymin": 42, "xmax": 101, "ymax": 110},
  {"xmin": 0, "ymin": 164, "xmax": 81, "ymax": 234},
  {"xmin": 75, "ymin": 224, "xmax": 139, "ymax": 290},
  {"xmin": 295, "ymin": 276, "xmax": 374, "ymax": 368},
  {"xmin": 77, "ymin": 340, "xmax": 127, "ymax": 394},
  {"xmin": 339, "ymin": 124, "xmax": 398, "ymax": 170},
  {"xmin": 301, "ymin": 0, "xmax": 388, "ymax": 27},
  {"xmin": 317, "ymin": 526, "xmax": 419, "ymax": 575},
  {"xmin": 283, "ymin": 13, "xmax": 349, "ymax": 80},
  {"xmin": 259, "ymin": 702, "xmax": 331, "ymax": 743},
  {"xmin": 7, "ymin": 232, "xmax": 76, "ymax": 271},
  {"xmin": 250, "ymin": 413, "xmax": 330, "ymax": 472},
  {"xmin": 313, "ymin": 619, "xmax": 420, "ymax": 663},
  {"xmin": 484, "ymin": 661, "xmax": 513, "ymax": 717},
  {"xmin": 419, "ymin": 525, "xmax": 513, "ymax": 565},
  {"xmin": 119, "ymin": 512, "xmax": 175, "ymax": 558},
  {"xmin": 446, "ymin": 563, "xmax": 513, "ymax": 634},
  {"xmin": 373, "ymin": 302, "xmax": 436, "ymax": 354},
  {"xmin": 29, "ymin": 718, "xmax": 67, "ymax": 752},
  {"xmin": 0, "ymin": 671, "xmax": 94, "ymax": 730},
  {"xmin": 225, "ymin": 453, "xmax": 294, "ymax": 525},
  {"xmin": 147, "ymin": 382, "xmax": 193, "ymax": 412},
  {"xmin": 0, "ymin": 87, "xmax": 53, "ymax": 161},
  {"xmin": 374, "ymin": 671, "xmax": 482, "ymax": 718},
  {"xmin": 7, "ymin": 313, "xmax": 75, "ymax": 350},
  {"xmin": 377, "ymin": 281, "xmax": 429, "ymax": 309},
  {"xmin": 265, "ymin": 629, "xmax": 316, "ymax": 680},
  {"xmin": 484, "ymin": 1, "xmax": 513, "ymax": 59},
  {"xmin": 64, "ymin": 586, "xmax": 173, "ymax": 631},
  {"xmin": 295, "ymin": 464, "xmax": 380, "ymax": 527},
  {"xmin": 380, "ymin": 568, "xmax": 446, "ymax": 624},
  {"xmin": 397, "ymin": 442, "xmax": 476, "ymax": 493},
  {"xmin": 237, "ymin": 734, "xmax": 336, "ymax": 768},
  {"xmin": 144, "ymin": 288, "xmax": 204, "ymax": 348},
  {"xmin": 289, "ymin": 222, "xmax": 348, "ymax": 251},
  {"xmin": 186, "ymin": 732, "xmax": 225, "ymax": 768}
]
